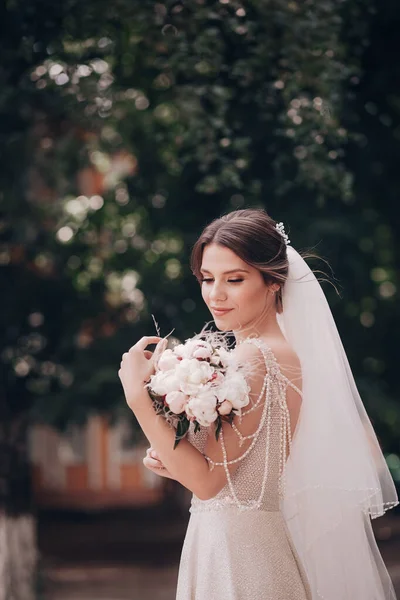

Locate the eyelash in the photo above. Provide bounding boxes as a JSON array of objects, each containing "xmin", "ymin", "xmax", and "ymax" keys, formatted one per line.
[{"xmin": 201, "ymin": 278, "xmax": 244, "ymax": 284}]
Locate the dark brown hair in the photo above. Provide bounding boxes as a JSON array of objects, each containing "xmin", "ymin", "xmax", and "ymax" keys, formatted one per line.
[{"xmin": 190, "ymin": 208, "xmax": 289, "ymax": 313}]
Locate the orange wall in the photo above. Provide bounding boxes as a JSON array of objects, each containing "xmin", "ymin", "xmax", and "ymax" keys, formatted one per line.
[{"xmin": 66, "ymin": 465, "xmax": 88, "ymax": 492}]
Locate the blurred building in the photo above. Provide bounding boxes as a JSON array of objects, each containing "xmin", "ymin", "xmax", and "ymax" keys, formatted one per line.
[{"xmin": 29, "ymin": 416, "xmax": 165, "ymax": 510}]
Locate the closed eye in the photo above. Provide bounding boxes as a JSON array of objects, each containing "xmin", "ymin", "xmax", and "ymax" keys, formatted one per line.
[{"xmin": 200, "ymin": 278, "xmax": 244, "ymax": 284}]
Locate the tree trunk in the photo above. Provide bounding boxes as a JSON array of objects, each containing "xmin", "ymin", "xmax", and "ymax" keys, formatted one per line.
[
  {"xmin": 0, "ymin": 413, "xmax": 37, "ymax": 600},
  {"xmin": 0, "ymin": 513, "xmax": 37, "ymax": 600}
]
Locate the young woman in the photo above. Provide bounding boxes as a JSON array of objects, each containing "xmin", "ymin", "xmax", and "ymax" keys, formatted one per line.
[{"xmin": 119, "ymin": 209, "xmax": 398, "ymax": 599}]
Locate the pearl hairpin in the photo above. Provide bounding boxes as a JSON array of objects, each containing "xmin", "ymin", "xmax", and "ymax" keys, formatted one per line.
[{"xmin": 275, "ymin": 222, "xmax": 290, "ymax": 246}]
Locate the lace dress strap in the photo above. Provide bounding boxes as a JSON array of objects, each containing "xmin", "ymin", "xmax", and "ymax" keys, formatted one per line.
[
  {"xmin": 239, "ymin": 337, "xmax": 303, "ymax": 399},
  {"xmin": 280, "ymin": 375, "xmax": 303, "ymax": 398},
  {"xmin": 203, "ymin": 337, "xmax": 295, "ymax": 510},
  {"xmin": 237, "ymin": 336, "xmax": 280, "ymax": 373}
]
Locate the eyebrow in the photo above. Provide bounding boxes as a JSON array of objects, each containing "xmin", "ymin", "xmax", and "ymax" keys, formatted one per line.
[{"xmin": 200, "ymin": 268, "xmax": 250, "ymax": 275}]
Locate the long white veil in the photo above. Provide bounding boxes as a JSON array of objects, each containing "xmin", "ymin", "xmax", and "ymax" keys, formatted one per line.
[{"xmin": 277, "ymin": 246, "xmax": 398, "ymax": 599}]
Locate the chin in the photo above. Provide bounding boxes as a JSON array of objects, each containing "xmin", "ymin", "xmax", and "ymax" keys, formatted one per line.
[
  {"xmin": 211, "ymin": 317, "xmax": 230, "ymax": 331},
  {"xmin": 214, "ymin": 323, "xmax": 231, "ymax": 332},
  {"xmin": 213, "ymin": 317, "xmax": 239, "ymax": 332}
]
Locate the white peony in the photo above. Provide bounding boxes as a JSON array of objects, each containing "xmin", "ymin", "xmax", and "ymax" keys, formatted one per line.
[
  {"xmin": 174, "ymin": 339, "xmax": 213, "ymax": 360},
  {"xmin": 165, "ymin": 391, "xmax": 188, "ymax": 414},
  {"xmin": 186, "ymin": 390, "xmax": 218, "ymax": 427},
  {"xmin": 150, "ymin": 371, "xmax": 181, "ymax": 396},
  {"xmin": 173, "ymin": 343, "xmax": 190, "ymax": 360},
  {"xmin": 157, "ymin": 348, "xmax": 180, "ymax": 372},
  {"xmin": 176, "ymin": 358, "xmax": 215, "ymax": 396},
  {"xmin": 218, "ymin": 399, "xmax": 233, "ymax": 416},
  {"xmin": 216, "ymin": 369, "xmax": 250, "ymax": 410},
  {"xmin": 193, "ymin": 346, "xmax": 212, "ymax": 361}
]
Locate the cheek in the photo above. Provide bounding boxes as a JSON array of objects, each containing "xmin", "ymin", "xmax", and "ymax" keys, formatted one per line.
[{"xmin": 235, "ymin": 284, "xmax": 268, "ymax": 311}]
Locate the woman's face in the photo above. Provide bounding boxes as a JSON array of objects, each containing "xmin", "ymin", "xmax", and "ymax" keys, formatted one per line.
[{"xmin": 200, "ymin": 243, "xmax": 275, "ymax": 333}]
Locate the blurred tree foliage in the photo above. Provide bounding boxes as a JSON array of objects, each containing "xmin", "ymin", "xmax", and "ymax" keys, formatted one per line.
[{"xmin": 1, "ymin": 0, "xmax": 399, "ymax": 471}]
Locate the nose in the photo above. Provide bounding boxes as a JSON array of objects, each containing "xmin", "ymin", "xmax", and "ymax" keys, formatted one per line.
[{"xmin": 209, "ymin": 281, "xmax": 227, "ymax": 303}]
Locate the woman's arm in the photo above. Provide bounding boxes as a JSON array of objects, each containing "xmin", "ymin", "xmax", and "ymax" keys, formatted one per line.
[
  {"xmin": 127, "ymin": 342, "xmax": 267, "ymax": 501},
  {"xmin": 143, "ymin": 447, "xmax": 177, "ymax": 480},
  {"xmin": 132, "ymin": 394, "xmax": 215, "ymax": 499}
]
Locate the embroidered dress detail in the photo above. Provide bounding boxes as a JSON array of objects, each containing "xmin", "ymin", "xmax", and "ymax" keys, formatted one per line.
[
  {"xmin": 176, "ymin": 337, "xmax": 312, "ymax": 600},
  {"xmin": 200, "ymin": 338, "xmax": 294, "ymax": 508}
]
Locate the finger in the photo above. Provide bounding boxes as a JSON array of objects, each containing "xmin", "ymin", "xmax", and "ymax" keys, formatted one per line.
[
  {"xmin": 146, "ymin": 447, "xmax": 162, "ymax": 462},
  {"xmin": 148, "ymin": 449, "xmax": 164, "ymax": 466},
  {"xmin": 144, "ymin": 350, "xmax": 153, "ymax": 360},
  {"xmin": 135, "ymin": 336, "xmax": 162, "ymax": 351},
  {"xmin": 144, "ymin": 456, "xmax": 158, "ymax": 469},
  {"xmin": 143, "ymin": 456, "xmax": 165, "ymax": 469},
  {"xmin": 150, "ymin": 455, "xmax": 164, "ymax": 467},
  {"xmin": 120, "ymin": 352, "xmax": 129, "ymax": 367}
]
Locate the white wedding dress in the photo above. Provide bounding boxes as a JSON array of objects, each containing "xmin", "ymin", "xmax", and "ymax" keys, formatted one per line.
[{"xmin": 176, "ymin": 338, "xmax": 312, "ymax": 600}]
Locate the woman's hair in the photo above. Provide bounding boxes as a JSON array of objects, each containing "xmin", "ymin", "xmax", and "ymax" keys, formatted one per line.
[{"xmin": 190, "ymin": 208, "xmax": 289, "ymax": 313}]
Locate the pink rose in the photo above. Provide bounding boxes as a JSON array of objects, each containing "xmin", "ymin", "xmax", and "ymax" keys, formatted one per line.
[{"xmin": 218, "ymin": 400, "xmax": 233, "ymax": 416}]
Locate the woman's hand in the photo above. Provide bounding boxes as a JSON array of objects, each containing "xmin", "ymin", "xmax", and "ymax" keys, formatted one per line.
[
  {"xmin": 118, "ymin": 336, "xmax": 166, "ymax": 409},
  {"xmin": 143, "ymin": 447, "xmax": 176, "ymax": 480}
]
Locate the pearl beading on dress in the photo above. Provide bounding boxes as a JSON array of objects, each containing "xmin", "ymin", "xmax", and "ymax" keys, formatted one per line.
[
  {"xmin": 198, "ymin": 337, "xmax": 297, "ymax": 512},
  {"xmin": 239, "ymin": 373, "xmax": 268, "ymax": 417},
  {"xmin": 218, "ymin": 377, "xmax": 273, "ymax": 511},
  {"xmin": 205, "ymin": 373, "xmax": 271, "ymax": 470}
]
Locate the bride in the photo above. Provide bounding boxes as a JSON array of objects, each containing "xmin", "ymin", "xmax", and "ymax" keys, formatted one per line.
[{"xmin": 119, "ymin": 208, "xmax": 398, "ymax": 599}]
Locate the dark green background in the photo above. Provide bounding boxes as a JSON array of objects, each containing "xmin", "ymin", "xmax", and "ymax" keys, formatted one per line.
[{"xmin": 1, "ymin": 0, "xmax": 400, "ymax": 504}]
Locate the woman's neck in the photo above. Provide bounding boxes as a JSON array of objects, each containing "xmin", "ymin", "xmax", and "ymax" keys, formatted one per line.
[{"xmin": 233, "ymin": 311, "xmax": 285, "ymax": 344}]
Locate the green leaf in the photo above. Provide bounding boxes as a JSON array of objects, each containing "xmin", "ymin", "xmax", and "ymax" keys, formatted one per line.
[{"xmin": 174, "ymin": 416, "xmax": 190, "ymax": 449}]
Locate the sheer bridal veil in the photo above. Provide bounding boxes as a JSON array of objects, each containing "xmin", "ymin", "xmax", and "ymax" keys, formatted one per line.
[{"xmin": 277, "ymin": 246, "xmax": 398, "ymax": 599}]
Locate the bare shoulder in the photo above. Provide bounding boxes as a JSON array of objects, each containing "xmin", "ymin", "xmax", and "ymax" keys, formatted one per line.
[
  {"xmin": 232, "ymin": 341, "xmax": 266, "ymax": 380},
  {"xmin": 233, "ymin": 340, "xmax": 265, "ymax": 362},
  {"xmin": 233, "ymin": 338, "xmax": 299, "ymax": 371},
  {"xmin": 269, "ymin": 339, "xmax": 300, "ymax": 368}
]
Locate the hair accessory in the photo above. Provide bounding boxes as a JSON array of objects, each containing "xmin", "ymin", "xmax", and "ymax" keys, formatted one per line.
[{"xmin": 275, "ymin": 222, "xmax": 290, "ymax": 246}]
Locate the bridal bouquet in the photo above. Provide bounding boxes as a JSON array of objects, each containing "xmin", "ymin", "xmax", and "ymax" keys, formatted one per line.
[{"xmin": 147, "ymin": 334, "xmax": 250, "ymax": 448}]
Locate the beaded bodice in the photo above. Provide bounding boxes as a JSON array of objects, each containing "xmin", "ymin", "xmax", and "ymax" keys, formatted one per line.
[{"xmin": 189, "ymin": 338, "xmax": 301, "ymax": 514}]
